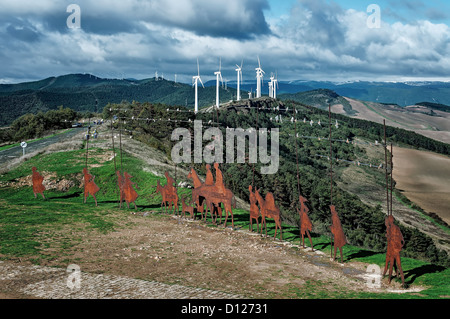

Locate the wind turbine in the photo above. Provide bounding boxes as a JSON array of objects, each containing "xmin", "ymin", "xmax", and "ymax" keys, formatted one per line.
[
  {"xmin": 269, "ymin": 74, "xmax": 274, "ymax": 98},
  {"xmin": 192, "ymin": 59, "xmax": 204, "ymax": 114},
  {"xmin": 273, "ymin": 75, "xmax": 278, "ymax": 99},
  {"xmin": 268, "ymin": 71, "xmax": 279, "ymax": 99},
  {"xmin": 235, "ymin": 60, "xmax": 243, "ymax": 101},
  {"xmin": 214, "ymin": 58, "xmax": 223, "ymax": 109},
  {"xmin": 255, "ymin": 56, "xmax": 265, "ymax": 98}
]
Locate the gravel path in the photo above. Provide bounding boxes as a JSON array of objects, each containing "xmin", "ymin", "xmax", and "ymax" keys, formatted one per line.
[{"xmin": 0, "ymin": 261, "xmax": 243, "ymax": 299}]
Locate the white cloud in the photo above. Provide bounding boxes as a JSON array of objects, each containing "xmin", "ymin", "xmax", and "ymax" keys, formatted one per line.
[{"xmin": 0, "ymin": 0, "xmax": 449, "ymax": 83}]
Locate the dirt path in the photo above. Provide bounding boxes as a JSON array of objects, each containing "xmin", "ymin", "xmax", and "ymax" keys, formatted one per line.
[{"xmin": 1, "ymin": 212, "xmax": 417, "ymax": 299}]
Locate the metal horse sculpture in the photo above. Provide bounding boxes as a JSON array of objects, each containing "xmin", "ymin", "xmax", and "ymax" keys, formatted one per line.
[
  {"xmin": 181, "ymin": 195, "xmax": 195, "ymax": 219},
  {"xmin": 187, "ymin": 166, "xmax": 236, "ymax": 228},
  {"xmin": 383, "ymin": 215, "xmax": 405, "ymax": 286},
  {"xmin": 156, "ymin": 172, "xmax": 179, "ymax": 215},
  {"xmin": 255, "ymin": 189, "xmax": 282, "ymax": 240}
]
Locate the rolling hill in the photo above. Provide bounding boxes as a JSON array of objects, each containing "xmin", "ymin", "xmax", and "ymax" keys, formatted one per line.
[
  {"xmin": 278, "ymin": 89, "xmax": 450, "ymax": 145},
  {"xmin": 2, "ymin": 73, "xmax": 450, "ymax": 127},
  {"xmin": 237, "ymin": 80, "xmax": 450, "ymax": 107},
  {"xmin": 0, "ymin": 74, "xmax": 239, "ymax": 126}
]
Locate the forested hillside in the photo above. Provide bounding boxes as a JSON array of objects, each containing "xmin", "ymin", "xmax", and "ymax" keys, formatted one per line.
[{"xmin": 0, "ymin": 74, "xmax": 238, "ymax": 126}]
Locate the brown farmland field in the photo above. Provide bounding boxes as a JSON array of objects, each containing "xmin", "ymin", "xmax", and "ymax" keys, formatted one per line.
[
  {"xmin": 344, "ymin": 97, "xmax": 450, "ymax": 145},
  {"xmin": 393, "ymin": 146, "xmax": 450, "ymax": 225}
]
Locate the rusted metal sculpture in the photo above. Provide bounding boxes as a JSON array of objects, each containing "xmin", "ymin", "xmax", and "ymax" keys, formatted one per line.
[
  {"xmin": 330, "ymin": 205, "xmax": 346, "ymax": 263},
  {"xmin": 31, "ymin": 167, "xmax": 46, "ymax": 199},
  {"xmin": 181, "ymin": 195, "xmax": 195, "ymax": 219},
  {"xmin": 383, "ymin": 215, "xmax": 405, "ymax": 286},
  {"xmin": 187, "ymin": 165, "xmax": 235, "ymax": 228},
  {"xmin": 83, "ymin": 167, "xmax": 100, "ymax": 206},
  {"xmin": 205, "ymin": 164, "xmax": 214, "ymax": 186},
  {"xmin": 382, "ymin": 127, "xmax": 405, "ymax": 286},
  {"xmin": 123, "ymin": 171, "xmax": 138, "ymax": 209},
  {"xmin": 255, "ymin": 189, "xmax": 282, "ymax": 240},
  {"xmin": 298, "ymin": 195, "xmax": 313, "ymax": 251},
  {"xmin": 248, "ymin": 185, "xmax": 260, "ymax": 233},
  {"xmin": 156, "ymin": 172, "xmax": 179, "ymax": 215},
  {"xmin": 186, "ymin": 168, "xmax": 207, "ymax": 220},
  {"xmin": 328, "ymin": 105, "xmax": 346, "ymax": 262}
]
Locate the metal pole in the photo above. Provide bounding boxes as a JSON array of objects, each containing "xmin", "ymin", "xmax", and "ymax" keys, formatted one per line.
[
  {"xmin": 111, "ymin": 114, "xmax": 120, "ymax": 207},
  {"xmin": 390, "ymin": 143, "xmax": 394, "ymax": 216},
  {"xmin": 329, "ymin": 104, "xmax": 333, "ymax": 205},
  {"xmin": 328, "ymin": 105, "xmax": 333, "ymax": 258},
  {"xmin": 119, "ymin": 116, "xmax": 123, "ymax": 172},
  {"xmin": 294, "ymin": 107, "xmax": 301, "ymax": 197},
  {"xmin": 384, "ymin": 120, "xmax": 389, "ymax": 215},
  {"xmin": 110, "ymin": 116, "xmax": 117, "ymax": 173}
]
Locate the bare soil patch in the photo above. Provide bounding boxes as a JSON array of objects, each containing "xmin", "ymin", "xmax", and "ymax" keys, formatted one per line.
[
  {"xmin": 22, "ymin": 212, "xmax": 410, "ymax": 299},
  {"xmin": 344, "ymin": 97, "xmax": 450, "ymax": 145},
  {"xmin": 392, "ymin": 146, "xmax": 450, "ymax": 226}
]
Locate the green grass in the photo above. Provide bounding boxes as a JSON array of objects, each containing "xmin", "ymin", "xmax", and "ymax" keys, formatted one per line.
[
  {"xmin": 0, "ymin": 147, "xmax": 448, "ymax": 298},
  {"xmin": 0, "ymin": 147, "xmax": 159, "ymax": 262}
]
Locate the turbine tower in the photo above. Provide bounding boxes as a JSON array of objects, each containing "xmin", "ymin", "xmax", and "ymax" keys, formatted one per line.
[
  {"xmin": 273, "ymin": 74, "xmax": 278, "ymax": 99},
  {"xmin": 192, "ymin": 59, "xmax": 204, "ymax": 114},
  {"xmin": 214, "ymin": 58, "xmax": 223, "ymax": 109},
  {"xmin": 255, "ymin": 56, "xmax": 265, "ymax": 98},
  {"xmin": 235, "ymin": 60, "xmax": 243, "ymax": 101},
  {"xmin": 269, "ymin": 74, "xmax": 274, "ymax": 98}
]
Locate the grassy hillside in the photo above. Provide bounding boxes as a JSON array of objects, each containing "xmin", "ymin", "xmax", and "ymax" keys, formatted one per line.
[
  {"xmin": 272, "ymin": 81, "xmax": 450, "ymax": 107},
  {"xmin": 0, "ymin": 144, "xmax": 448, "ymax": 298}
]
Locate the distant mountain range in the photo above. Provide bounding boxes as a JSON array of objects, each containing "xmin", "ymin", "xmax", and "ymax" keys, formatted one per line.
[
  {"xmin": 226, "ymin": 79, "xmax": 450, "ymax": 107},
  {"xmin": 1, "ymin": 73, "xmax": 450, "ymax": 126},
  {"xmin": 0, "ymin": 74, "xmax": 237, "ymax": 126}
]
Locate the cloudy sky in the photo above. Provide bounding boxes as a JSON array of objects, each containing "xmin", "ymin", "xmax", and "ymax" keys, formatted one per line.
[{"xmin": 1, "ymin": 0, "xmax": 450, "ymax": 84}]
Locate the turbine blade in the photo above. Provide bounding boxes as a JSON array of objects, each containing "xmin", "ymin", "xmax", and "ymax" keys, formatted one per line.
[{"xmin": 197, "ymin": 58, "xmax": 200, "ymax": 76}]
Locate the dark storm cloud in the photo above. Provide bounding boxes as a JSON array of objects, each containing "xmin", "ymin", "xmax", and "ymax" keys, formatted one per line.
[
  {"xmin": 5, "ymin": 18, "xmax": 40, "ymax": 42},
  {"xmin": 288, "ymin": 0, "xmax": 346, "ymax": 50},
  {"xmin": 134, "ymin": 0, "xmax": 272, "ymax": 39},
  {"xmin": 0, "ymin": 0, "xmax": 449, "ymax": 83}
]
